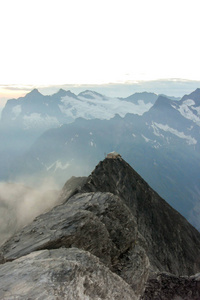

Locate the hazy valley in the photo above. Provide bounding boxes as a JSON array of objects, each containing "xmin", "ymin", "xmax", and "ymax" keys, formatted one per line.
[{"xmin": 0, "ymin": 88, "xmax": 200, "ymax": 230}]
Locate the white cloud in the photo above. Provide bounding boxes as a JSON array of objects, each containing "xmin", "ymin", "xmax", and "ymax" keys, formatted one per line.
[{"xmin": 0, "ymin": 179, "xmax": 60, "ymax": 245}]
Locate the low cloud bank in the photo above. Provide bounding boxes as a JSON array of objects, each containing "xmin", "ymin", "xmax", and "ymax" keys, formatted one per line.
[{"xmin": 0, "ymin": 178, "xmax": 62, "ymax": 246}]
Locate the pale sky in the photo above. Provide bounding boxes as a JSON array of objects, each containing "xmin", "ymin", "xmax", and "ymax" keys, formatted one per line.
[{"xmin": 0, "ymin": 0, "xmax": 200, "ymax": 101}]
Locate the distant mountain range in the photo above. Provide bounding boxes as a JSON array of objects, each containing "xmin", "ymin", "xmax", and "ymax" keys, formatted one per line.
[
  {"xmin": 0, "ymin": 89, "xmax": 160, "ymax": 173},
  {"xmin": 0, "ymin": 89, "xmax": 181, "ymax": 133},
  {"xmin": 0, "ymin": 88, "xmax": 200, "ymax": 230},
  {"xmin": 0, "ymin": 89, "xmax": 164, "ymax": 180},
  {"xmin": 1, "ymin": 89, "xmax": 160, "ymax": 129}
]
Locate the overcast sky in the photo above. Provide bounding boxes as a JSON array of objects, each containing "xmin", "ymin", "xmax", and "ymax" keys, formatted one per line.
[{"xmin": 0, "ymin": 0, "xmax": 200, "ymax": 101}]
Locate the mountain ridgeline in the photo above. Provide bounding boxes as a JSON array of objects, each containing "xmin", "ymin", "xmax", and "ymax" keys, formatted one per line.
[
  {"xmin": 0, "ymin": 89, "xmax": 158, "ymax": 180},
  {"xmin": 0, "ymin": 88, "xmax": 200, "ymax": 232},
  {"xmin": 0, "ymin": 156, "xmax": 200, "ymax": 299}
]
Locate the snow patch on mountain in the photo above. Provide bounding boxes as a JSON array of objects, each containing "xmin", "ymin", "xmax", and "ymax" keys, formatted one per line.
[
  {"xmin": 153, "ymin": 142, "xmax": 162, "ymax": 149},
  {"xmin": 23, "ymin": 113, "xmax": 59, "ymax": 130},
  {"xmin": 79, "ymin": 90, "xmax": 106, "ymax": 100},
  {"xmin": 177, "ymin": 99, "xmax": 200, "ymax": 126},
  {"xmin": 58, "ymin": 95, "xmax": 77, "ymax": 117},
  {"xmin": 90, "ymin": 141, "xmax": 96, "ymax": 147},
  {"xmin": 58, "ymin": 93, "xmax": 153, "ymax": 120},
  {"xmin": 46, "ymin": 160, "xmax": 70, "ymax": 172},
  {"xmin": 142, "ymin": 134, "xmax": 151, "ymax": 142},
  {"xmin": 151, "ymin": 122, "xmax": 164, "ymax": 138},
  {"xmin": 153, "ymin": 122, "xmax": 197, "ymax": 145}
]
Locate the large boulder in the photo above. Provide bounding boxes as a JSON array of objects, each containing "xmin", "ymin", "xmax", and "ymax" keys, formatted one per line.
[
  {"xmin": 0, "ymin": 191, "xmax": 149, "ymax": 296},
  {"xmin": 0, "ymin": 248, "xmax": 137, "ymax": 300}
]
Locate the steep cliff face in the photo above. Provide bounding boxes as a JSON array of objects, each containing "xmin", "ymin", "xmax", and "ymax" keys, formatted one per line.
[
  {"xmin": 0, "ymin": 156, "xmax": 200, "ymax": 299},
  {"xmin": 80, "ymin": 157, "xmax": 200, "ymax": 276}
]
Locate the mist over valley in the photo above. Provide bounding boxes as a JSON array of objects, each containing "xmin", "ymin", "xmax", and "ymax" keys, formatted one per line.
[{"xmin": 1, "ymin": 87, "xmax": 200, "ymax": 231}]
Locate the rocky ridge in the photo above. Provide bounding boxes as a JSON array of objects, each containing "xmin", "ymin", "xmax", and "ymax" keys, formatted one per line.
[
  {"xmin": 80, "ymin": 157, "xmax": 200, "ymax": 276},
  {"xmin": 0, "ymin": 156, "xmax": 200, "ymax": 299}
]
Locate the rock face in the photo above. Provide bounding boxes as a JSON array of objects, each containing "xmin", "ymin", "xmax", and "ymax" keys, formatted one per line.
[
  {"xmin": 0, "ymin": 192, "xmax": 137, "ymax": 266},
  {"xmin": 58, "ymin": 176, "xmax": 88, "ymax": 203},
  {"xmin": 0, "ymin": 192, "xmax": 149, "ymax": 297},
  {"xmin": 0, "ymin": 248, "xmax": 137, "ymax": 300},
  {"xmin": 141, "ymin": 272, "xmax": 200, "ymax": 300},
  {"xmin": 81, "ymin": 157, "xmax": 200, "ymax": 276},
  {"xmin": 0, "ymin": 156, "xmax": 200, "ymax": 299}
]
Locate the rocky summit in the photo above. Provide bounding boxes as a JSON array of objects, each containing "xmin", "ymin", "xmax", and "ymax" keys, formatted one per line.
[{"xmin": 0, "ymin": 156, "xmax": 200, "ymax": 299}]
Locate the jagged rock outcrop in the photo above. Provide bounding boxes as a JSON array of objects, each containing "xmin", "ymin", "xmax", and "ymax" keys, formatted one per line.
[
  {"xmin": 0, "ymin": 192, "xmax": 135, "ymax": 264},
  {"xmin": 0, "ymin": 192, "xmax": 149, "ymax": 297},
  {"xmin": 58, "ymin": 176, "xmax": 88, "ymax": 202},
  {"xmin": 80, "ymin": 157, "xmax": 200, "ymax": 276},
  {"xmin": 0, "ymin": 248, "xmax": 137, "ymax": 300},
  {"xmin": 0, "ymin": 156, "xmax": 200, "ymax": 299}
]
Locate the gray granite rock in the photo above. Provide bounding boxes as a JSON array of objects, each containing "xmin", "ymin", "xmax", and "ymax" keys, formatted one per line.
[
  {"xmin": 58, "ymin": 176, "xmax": 88, "ymax": 203},
  {"xmin": 142, "ymin": 272, "xmax": 200, "ymax": 300},
  {"xmin": 81, "ymin": 157, "xmax": 200, "ymax": 276},
  {"xmin": 0, "ymin": 191, "xmax": 149, "ymax": 295},
  {"xmin": 0, "ymin": 247, "xmax": 137, "ymax": 300}
]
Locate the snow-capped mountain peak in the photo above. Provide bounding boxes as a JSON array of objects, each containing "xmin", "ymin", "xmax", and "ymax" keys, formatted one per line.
[{"xmin": 78, "ymin": 90, "xmax": 106, "ymax": 100}]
